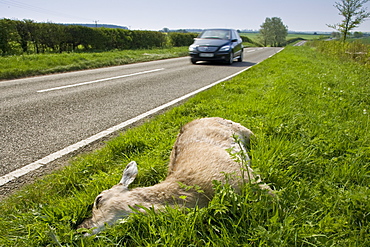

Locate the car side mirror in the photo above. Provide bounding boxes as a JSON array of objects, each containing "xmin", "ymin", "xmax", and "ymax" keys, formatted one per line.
[{"xmin": 231, "ymin": 39, "xmax": 238, "ymax": 42}]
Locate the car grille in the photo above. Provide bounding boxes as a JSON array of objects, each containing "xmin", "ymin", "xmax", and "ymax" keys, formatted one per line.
[{"xmin": 197, "ymin": 46, "xmax": 218, "ymax": 52}]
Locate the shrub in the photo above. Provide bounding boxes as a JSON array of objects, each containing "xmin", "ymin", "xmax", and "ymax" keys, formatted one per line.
[{"xmin": 168, "ymin": 32, "xmax": 198, "ymax": 47}]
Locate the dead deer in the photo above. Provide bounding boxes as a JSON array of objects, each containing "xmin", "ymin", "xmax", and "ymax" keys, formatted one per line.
[{"xmin": 78, "ymin": 117, "xmax": 272, "ymax": 235}]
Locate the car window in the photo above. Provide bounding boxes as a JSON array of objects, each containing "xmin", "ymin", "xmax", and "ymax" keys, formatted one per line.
[
  {"xmin": 231, "ymin": 30, "xmax": 240, "ymax": 40},
  {"xmin": 199, "ymin": 30, "xmax": 231, "ymax": 40},
  {"xmin": 234, "ymin": 30, "xmax": 242, "ymax": 42}
]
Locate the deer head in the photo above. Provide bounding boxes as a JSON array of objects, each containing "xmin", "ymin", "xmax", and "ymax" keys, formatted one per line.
[{"xmin": 78, "ymin": 161, "xmax": 138, "ymax": 236}]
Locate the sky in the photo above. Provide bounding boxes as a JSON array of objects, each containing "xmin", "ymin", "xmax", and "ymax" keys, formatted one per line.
[{"xmin": 1, "ymin": 0, "xmax": 370, "ymax": 32}]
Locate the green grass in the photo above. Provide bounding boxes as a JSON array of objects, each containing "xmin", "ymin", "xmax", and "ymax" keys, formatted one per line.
[
  {"xmin": 0, "ymin": 45, "xmax": 369, "ymax": 246},
  {"xmin": 0, "ymin": 47, "xmax": 188, "ymax": 80},
  {"xmin": 309, "ymin": 39, "xmax": 370, "ymax": 68},
  {"xmin": 349, "ymin": 36, "xmax": 370, "ymax": 44},
  {"xmin": 286, "ymin": 33, "xmax": 329, "ymax": 40},
  {"xmin": 241, "ymin": 32, "xmax": 326, "ymax": 44}
]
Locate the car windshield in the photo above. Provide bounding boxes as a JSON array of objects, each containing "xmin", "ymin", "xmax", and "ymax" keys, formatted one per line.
[{"xmin": 198, "ymin": 30, "xmax": 231, "ymax": 40}]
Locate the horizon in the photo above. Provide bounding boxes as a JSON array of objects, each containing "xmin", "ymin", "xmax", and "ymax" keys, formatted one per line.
[
  {"xmin": 4, "ymin": 20, "xmax": 369, "ymax": 34},
  {"xmin": 1, "ymin": 0, "xmax": 370, "ymax": 33}
]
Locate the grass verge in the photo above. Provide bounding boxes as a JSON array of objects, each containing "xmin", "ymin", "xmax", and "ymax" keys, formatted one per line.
[
  {"xmin": 309, "ymin": 40, "xmax": 370, "ymax": 68},
  {"xmin": 0, "ymin": 45, "xmax": 369, "ymax": 246},
  {"xmin": 0, "ymin": 47, "xmax": 188, "ymax": 80}
]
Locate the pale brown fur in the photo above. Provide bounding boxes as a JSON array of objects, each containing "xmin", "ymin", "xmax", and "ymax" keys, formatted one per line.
[{"xmin": 78, "ymin": 117, "xmax": 271, "ymax": 235}]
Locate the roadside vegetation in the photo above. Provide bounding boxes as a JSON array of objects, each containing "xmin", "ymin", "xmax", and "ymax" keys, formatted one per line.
[
  {"xmin": 0, "ymin": 47, "xmax": 188, "ymax": 80},
  {"xmin": 0, "ymin": 19, "xmax": 197, "ymax": 55},
  {"xmin": 0, "ymin": 18, "xmax": 196, "ymax": 80},
  {"xmin": 309, "ymin": 39, "xmax": 370, "ymax": 68},
  {"xmin": 0, "ymin": 43, "xmax": 369, "ymax": 246}
]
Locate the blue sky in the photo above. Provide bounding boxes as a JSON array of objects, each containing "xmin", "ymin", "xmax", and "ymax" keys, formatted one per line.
[{"xmin": 1, "ymin": 0, "xmax": 370, "ymax": 32}]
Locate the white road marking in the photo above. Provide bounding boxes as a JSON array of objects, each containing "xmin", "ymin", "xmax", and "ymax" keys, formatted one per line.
[
  {"xmin": 268, "ymin": 47, "xmax": 284, "ymax": 58},
  {"xmin": 37, "ymin": 68, "xmax": 165, "ymax": 93},
  {"xmin": 0, "ymin": 49, "xmax": 284, "ymax": 186}
]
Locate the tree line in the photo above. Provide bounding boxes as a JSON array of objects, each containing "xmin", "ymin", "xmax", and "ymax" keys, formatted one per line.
[{"xmin": 0, "ymin": 19, "xmax": 197, "ymax": 55}]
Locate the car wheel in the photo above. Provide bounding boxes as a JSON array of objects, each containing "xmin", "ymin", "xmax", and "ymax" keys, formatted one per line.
[
  {"xmin": 227, "ymin": 52, "xmax": 234, "ymax": 65},
  {"xmin": 191, "ymin": 58, "xmax": 197, "ymax": 64},
  {"xmin": 238, "ymin": 50, "xmax": 243, "ymax": 62}
]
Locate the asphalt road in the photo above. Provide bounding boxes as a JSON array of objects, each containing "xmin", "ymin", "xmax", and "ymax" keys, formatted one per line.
[{"xmin": 0, "ymin": 47, "xmax": 283, "ymax": 187}]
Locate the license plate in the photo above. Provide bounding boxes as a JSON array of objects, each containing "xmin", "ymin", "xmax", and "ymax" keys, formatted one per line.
[{"xmin": 200, "ymin": 53, "xmax": 214, "ymax": 57}]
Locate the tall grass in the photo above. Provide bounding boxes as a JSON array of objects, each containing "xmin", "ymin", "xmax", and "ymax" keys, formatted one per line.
[
  {"xmin": 310, "ymin": 39, "xmax": 370, "ymax": 67},
  {"xmin": 0, "ymin": 47, "xmax": 188, "ymax": 80},
  {"xmin": 0, "ymin": 45, "xmax": 369, "ymax": 246}
]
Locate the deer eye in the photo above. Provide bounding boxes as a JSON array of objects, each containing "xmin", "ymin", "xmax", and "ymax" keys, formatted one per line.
[{"xmin": 95, "ymin": 195, "xmax": 103, "ymax": 209}]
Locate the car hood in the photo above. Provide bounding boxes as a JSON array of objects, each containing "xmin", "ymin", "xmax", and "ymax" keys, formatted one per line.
[{"xmin": 191, "ymin": 38, "xmax": 230, "ymax": 47}]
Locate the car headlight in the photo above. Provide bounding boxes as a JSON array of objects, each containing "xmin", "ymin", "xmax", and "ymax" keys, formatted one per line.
[
  {"xmin": 219, "ymin": 45, "xmax": 231, "ymax": 52},
  {"xmin": 189, "ymin": 45, "xmax": 198, "ymax": 52}
]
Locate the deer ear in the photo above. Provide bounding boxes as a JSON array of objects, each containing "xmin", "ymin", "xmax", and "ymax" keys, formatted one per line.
[{"xmin": 119, "ymin": 161, "xmax": 138, "ymax": 188}]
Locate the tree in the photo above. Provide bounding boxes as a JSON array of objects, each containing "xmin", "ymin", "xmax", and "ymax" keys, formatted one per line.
[
  {"xmin": 259, "ymin": 17, "xmax": 288, "ymax": 47},
  {"xmin": 327, "ymin": 0, "xmax": 370, "ymax": 41},
  {"xmin": 14, "ymin": 19, "xmax": 34, "ymax": 53},
  {"xmin": 0, "ymin": 19, "xmax": 20, "ymax": 55},
  {"xmin": 332, "ymin": 31, "xmax": 341, "ymax": 38},
  {"xmin": 354, "ymin": 31, "xmax": 364, "ymax": 37},
  {"xmin": 161, "ymin": 27, "xmax": 170, "ymax": 33}
]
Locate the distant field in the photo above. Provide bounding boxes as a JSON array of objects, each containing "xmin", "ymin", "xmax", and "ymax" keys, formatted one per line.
[
  {"xmin": 240, "ymin": 32, "xmax": 329, "ymax": 44},
  {"xmin": 349, "ymin": 36, "xmax": 370, "ymax": 44},
  {"xmin": 286, "ymin": 33, "xmax": 329, "ymax": 40}
]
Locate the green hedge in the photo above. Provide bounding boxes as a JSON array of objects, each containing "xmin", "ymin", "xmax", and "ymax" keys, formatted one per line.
[
  {"xmin": 168, "ymin": 32, "xmax": 198, "ymax": 47},
  {"xmin": 0, "ymin": 19, "xmax": 194, "ymax": 55}
]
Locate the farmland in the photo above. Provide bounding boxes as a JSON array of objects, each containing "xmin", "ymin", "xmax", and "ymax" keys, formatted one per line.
[
  {"xmin": 240, "ymin": 32, "xmax": 329, "ymax": 45},
  {"xmin": 0, "ymin": 43, "xmax": 369, "ymax": 246}
]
